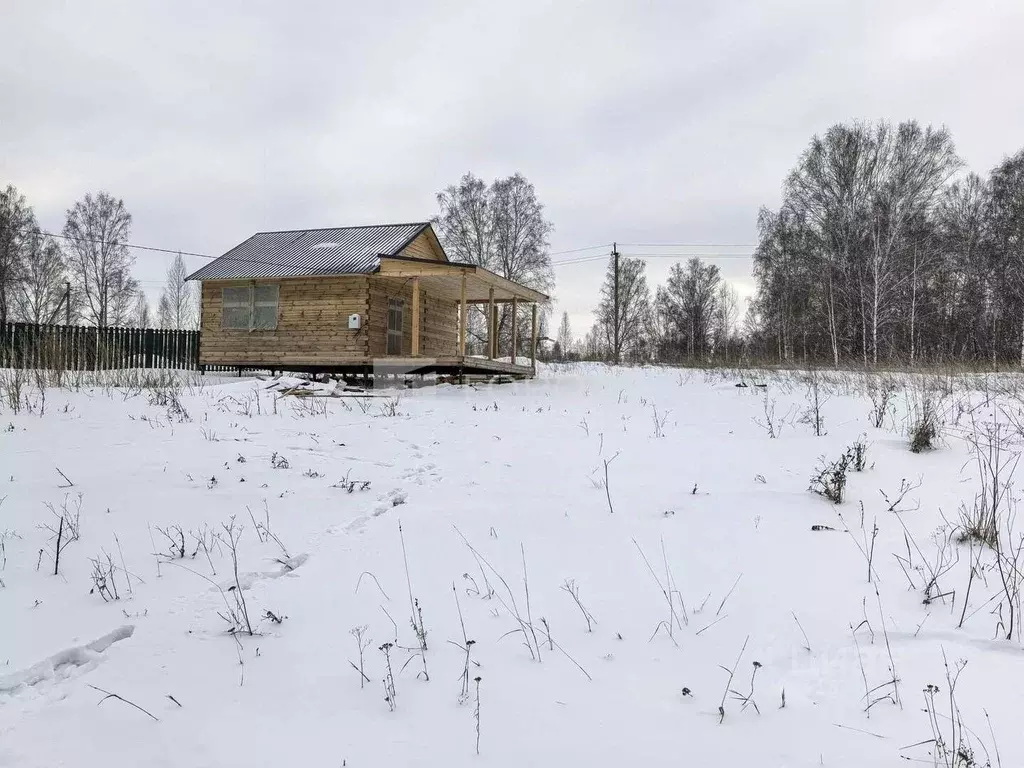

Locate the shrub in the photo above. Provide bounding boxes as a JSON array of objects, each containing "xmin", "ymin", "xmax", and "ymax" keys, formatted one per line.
[
  {"xmin": 956, "ymin": 499, "xmax": 998, "ymax": 548},
  {"xmin": 848, "ymin": 435, "xmax": 869, "ymax": 472},
  {"xmin": 866, "ymin": 377, "xmax": 897, "ymax": 429},
  {"xmin": 809, "ymin": 452, "xmax": 852, "ymax": 503},
  {"xmin": 908, "ymin": 392, "xmax": 941, "ymax": 453}
]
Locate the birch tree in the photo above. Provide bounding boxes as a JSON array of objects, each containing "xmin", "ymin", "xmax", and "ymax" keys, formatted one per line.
[
  {"xmin": 434, "ymin": 172, "xmax": 554, "ymax": 353},
  {"xmin": 63, "ymin": 192, "xmax": 138, "ymax": 327},
  {"xmin": 655, "ymin": 258, "xmax": 721, "ymax": 362},
  {"xmin": 158, "ymin": 252, "xmax": 197, "ymax": 329},
  {"xmin": 988, "ymin": 150, "xmax": 1024, "ymax": 365},
  {"xmin": 714, "ymin": 282, "xmax": 740, "ymax": 361},
  {"xmin": 12, "ymin": 233, "xmax": 68, "ymax": 323},
  {"xmin": 785, "ymin": 121, "xmax": 879, "ymax": 366},
  {"xmin": 749, "ymin": 120, "xmax": 975, "ymax": 366},
  {"xmin": 863, "ymin": 122, "xmax": 960, "ymax": 363},
  {"xmin": 132, "ymin": 291, "xmax": 152, "ymax": 329},
  {"xmin": 555, "ymin": 311, "xmax": 573, "ymax": 360},
  {"xmin": 593, "ymin": 255, "xmax": 651, "ymax": 362},
  {"xmin": 0, "ymin": 184, "xmax": 36, "ymax": 325}
]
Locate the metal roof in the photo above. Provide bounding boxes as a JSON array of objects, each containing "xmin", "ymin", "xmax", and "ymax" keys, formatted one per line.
[{"xmin": 186, "ymin": 222, "xmax": 431, "ymax": 281}]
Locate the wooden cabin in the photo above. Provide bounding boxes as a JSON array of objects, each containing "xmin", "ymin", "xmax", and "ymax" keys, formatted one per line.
[{"xmin": 186, "ymin": 222, "xmax": 548, "ymax": 379}]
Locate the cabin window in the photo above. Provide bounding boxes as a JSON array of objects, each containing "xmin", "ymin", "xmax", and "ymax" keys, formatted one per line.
[
  {"xmin": 222, "ymin": 287, "xmax": 251, "ymax": 329},
  {"xmin": 253, "ymin": 284, "xmax": 279, "ymax": 330},
  {"xmin": 387, "ymin": 298, "xmax": 404, "ymax": 355},
  {"xmin": 221, "ymin": 283, "xmax": 279, "ymax": 330}
]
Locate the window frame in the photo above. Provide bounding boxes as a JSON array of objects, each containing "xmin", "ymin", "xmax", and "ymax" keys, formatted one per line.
[
  {"xmin": 252, "ymin": 283, "xmax": 279, "ymax": 330},
  {"xmin": 221, "ymin": 286, "xmax": 252, "ymax": 330},
  {"xmin": 220, "ymin": 283, "xmax": 279, "ymax": 331},
  {"xmin": 386, "ymin": 297, "xmax": 404, "ymax": 355}
]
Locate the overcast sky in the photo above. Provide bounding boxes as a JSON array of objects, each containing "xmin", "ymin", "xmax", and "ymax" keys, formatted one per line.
[{"xmin": 3, "ymin": 0, "xmax": 1024, "ymax": 336}]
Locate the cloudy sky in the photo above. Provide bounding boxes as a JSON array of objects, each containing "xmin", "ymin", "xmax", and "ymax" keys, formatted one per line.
[{"xmin": 3, "ymin": 0, "xmax": 1023, "ymax": 335}]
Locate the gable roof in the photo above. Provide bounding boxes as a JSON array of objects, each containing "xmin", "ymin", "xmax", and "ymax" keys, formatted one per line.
[{"xmin": 186, "ymin": 222, "xmax": 436, "ymax": 281}]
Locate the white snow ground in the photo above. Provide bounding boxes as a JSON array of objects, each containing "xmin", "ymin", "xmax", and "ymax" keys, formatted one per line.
[{"xmin": 2, "ymin": 364, "xmax": 1023, "ymax": 767}]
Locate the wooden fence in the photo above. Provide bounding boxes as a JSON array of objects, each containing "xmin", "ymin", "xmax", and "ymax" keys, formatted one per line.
[{"xmin": 0, "ymin": 322, "xmax": 221, "ymax": 371}]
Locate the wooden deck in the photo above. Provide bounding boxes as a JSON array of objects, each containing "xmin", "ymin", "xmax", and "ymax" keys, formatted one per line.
[
  {"xmin": 375, "ymin": 356, "xmax": 532, "ymax": 376},
  {"xmin": 202, "ymin": 355, "xmax": 535, "ymax": 380}
]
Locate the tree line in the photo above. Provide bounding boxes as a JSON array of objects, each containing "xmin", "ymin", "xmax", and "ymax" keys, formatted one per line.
[
  {"xmin": 429, "ymin": 173, "xmax": 751, "ymax": 366},
  {"xmin": 0, "ymin": 172, "xmax": 555, "ymax": 340},
  {"xmin": 747, "ymin": 120, "xmax": 1024, "ymax": 368},
  {"xmin": 11, "ymin": 121, "xmax": 1021, "ymax": 371},
  {"xmin": 0, "ymin": 187, "xmax": 196, "ymax": 329},
  {"xmin": 551, "ymin": 120, "xmax": 1024, "ymax": 370},
  {"xmin": 540, "ymin": 255, "xmax": 741, "ymax": 365}
]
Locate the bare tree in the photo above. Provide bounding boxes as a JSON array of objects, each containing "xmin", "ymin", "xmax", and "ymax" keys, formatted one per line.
[
  {"xmin": 935, "ymin": 174, "xmax": 992, "ymax": 363},
  {"xmin": 433, "ymin": 173, "xmax": 493, "ymax": 266},
  {"xmin": 555, "ymin": 311, "xmax": 573, "ymax": 360},
  {"xmin": 0, "ymin": 184, "xmax": 36, "ymax": 325},
  {"xmin": 132, "ymin": 291, "xmax": 152, "ymax": 329},
  {"xmin": 157, "ymin": 252, "xmax": 197, "ymax": 329},
  {"xmin": 751, "ymin": 204, "xmax": 820, "ymax": 363},
  {"xmin": 594, "ymin": 254, "xmax": 651, "ymax": 361},
  {"xmin": 862, "ymin": 122, "xmax": 960, "ymax": 364},
  {"xmin": 434, "ymin": 172, "xmax": 554, "ymax": 353},
  {"xmin": 433, "ymin": 175, "xmax": 491, "ymax": 350},
  {"xmin": 656, "ymin": 258, "xmax": 721, "ymax": 362},
  {"xmin": 746, "ymin": 120, "xmax": 997, "ymax": 367},
  {"xmin": 714, "ymin": 282, "xmax": 740, "ymax": 362},
  {"xmin": 12, "ymin": 233, "xmax": 68, "ymax": 323},
  {"xmin": 785, "ymin": 121, "xmax": 880, "ymax": 366},
  {"xmin": 581, "ymin": 325, "xmax": 603, "ymax": 360},
  {"xmin": 488, "ymin": 174, "xmax": 554, "ymax": 294},
  {"xmin": 63, "ymin": 192, "xmax": 138, "ymax": 327},
  {"xmin": 989, "ymin": 149, "xmax": 1024, "ymax": 366}
]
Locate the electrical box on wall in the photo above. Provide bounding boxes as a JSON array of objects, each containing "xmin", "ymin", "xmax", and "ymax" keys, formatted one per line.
[{"xmin": 348, "ymin": 313, "xmax": 362, "ymax": 330}]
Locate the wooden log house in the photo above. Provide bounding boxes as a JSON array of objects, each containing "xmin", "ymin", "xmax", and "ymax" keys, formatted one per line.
[{"xmin": 187, "ymin": 222, "xmax": 548, "ymax": 379}]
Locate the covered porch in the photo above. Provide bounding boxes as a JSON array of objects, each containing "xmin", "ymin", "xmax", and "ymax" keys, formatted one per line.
[{"xmin": 375, "ymin": 255, "xmax": 547, "ymax": 378}]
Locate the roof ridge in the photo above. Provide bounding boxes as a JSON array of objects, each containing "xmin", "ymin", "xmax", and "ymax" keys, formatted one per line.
[{"xmin": 251, "ymin": 221, "xmax": 432, "ymax": 236}]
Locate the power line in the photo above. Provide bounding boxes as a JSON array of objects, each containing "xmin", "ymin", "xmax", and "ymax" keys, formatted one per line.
[
  {"xmin": 38, "ymin": 230, "xmax": 214, "ymax": 260},
  {"xmin": 35, "ymin": 226, "xmax": 614, "ymax": 271},
  {"xmin": 549, "ymin": 243, "xmax": 756, "ymax": 264},
  {"xmin": 614, "ymin": 256, "xmax": 753, "ymax": 262},
  {"xmin": 618, "ymin": 242, "xmax": 757, "ymax": 248},
  {"xmin": 28, "ymin": 226, "xmax": 756, "ymax": 275},
  {"xmin": 548, "ymin": 243, "xmax": 612, "ymax": 257},
  {"xmin": 550, "ymin": 252, "xmax": 756, "ymax": 267},
  {"xmin": 551, "ymin": 255, "xmax": 607, "ymax": 266},
  {"xmin": 30, "ymin": 229, "xmax": 309, "ymax": 273}
]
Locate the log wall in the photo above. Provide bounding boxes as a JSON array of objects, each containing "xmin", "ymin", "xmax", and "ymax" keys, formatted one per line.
[
  {"xmin": 398, "ymin": 229, "xmax": 447, "ymax": 261},
  {"xmin": 199, "ymin": 277, "xmax": 369, "ymax": 365},
  {"xmin": 199, "ymin": 275, "xmax": 458, "ymax": 365},
  {"xmin": 368, "ymin": 278, "xmax": 458, "ymax": 357}
]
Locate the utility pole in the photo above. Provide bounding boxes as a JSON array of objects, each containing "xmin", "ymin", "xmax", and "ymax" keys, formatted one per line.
[{"xmin": 612, "ymin": 242, "xmax": 620, "ymax": 364}]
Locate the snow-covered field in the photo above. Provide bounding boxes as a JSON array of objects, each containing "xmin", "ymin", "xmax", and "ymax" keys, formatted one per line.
[{"xmin": 2, "ymin": 364, "xmax": 1024, "ymax": 767}]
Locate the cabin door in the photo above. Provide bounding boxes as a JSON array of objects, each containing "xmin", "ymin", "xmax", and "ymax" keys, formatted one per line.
[{"xmin": 387, "ymin": 298, "xmax": 404, "ymax": 355}]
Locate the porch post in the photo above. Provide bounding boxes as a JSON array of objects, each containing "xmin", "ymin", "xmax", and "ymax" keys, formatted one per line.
[
  {"xmin": 487, "ymin": 287, "xmax": 495, "ymax": 360},
  {"xmin": 411, "ymin": 277, "xmax": 421, "ymax": 356},
  {"xmin": 510, "ymin": 297, "xmax": 518, "ymax": 365},
  {"xmin": 458, "ymin": 273, "xmax": 467, "ymax": 356},
  {"xmin": 530, "ymin": 302, "xmax": 538, "ymax": 376}
]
